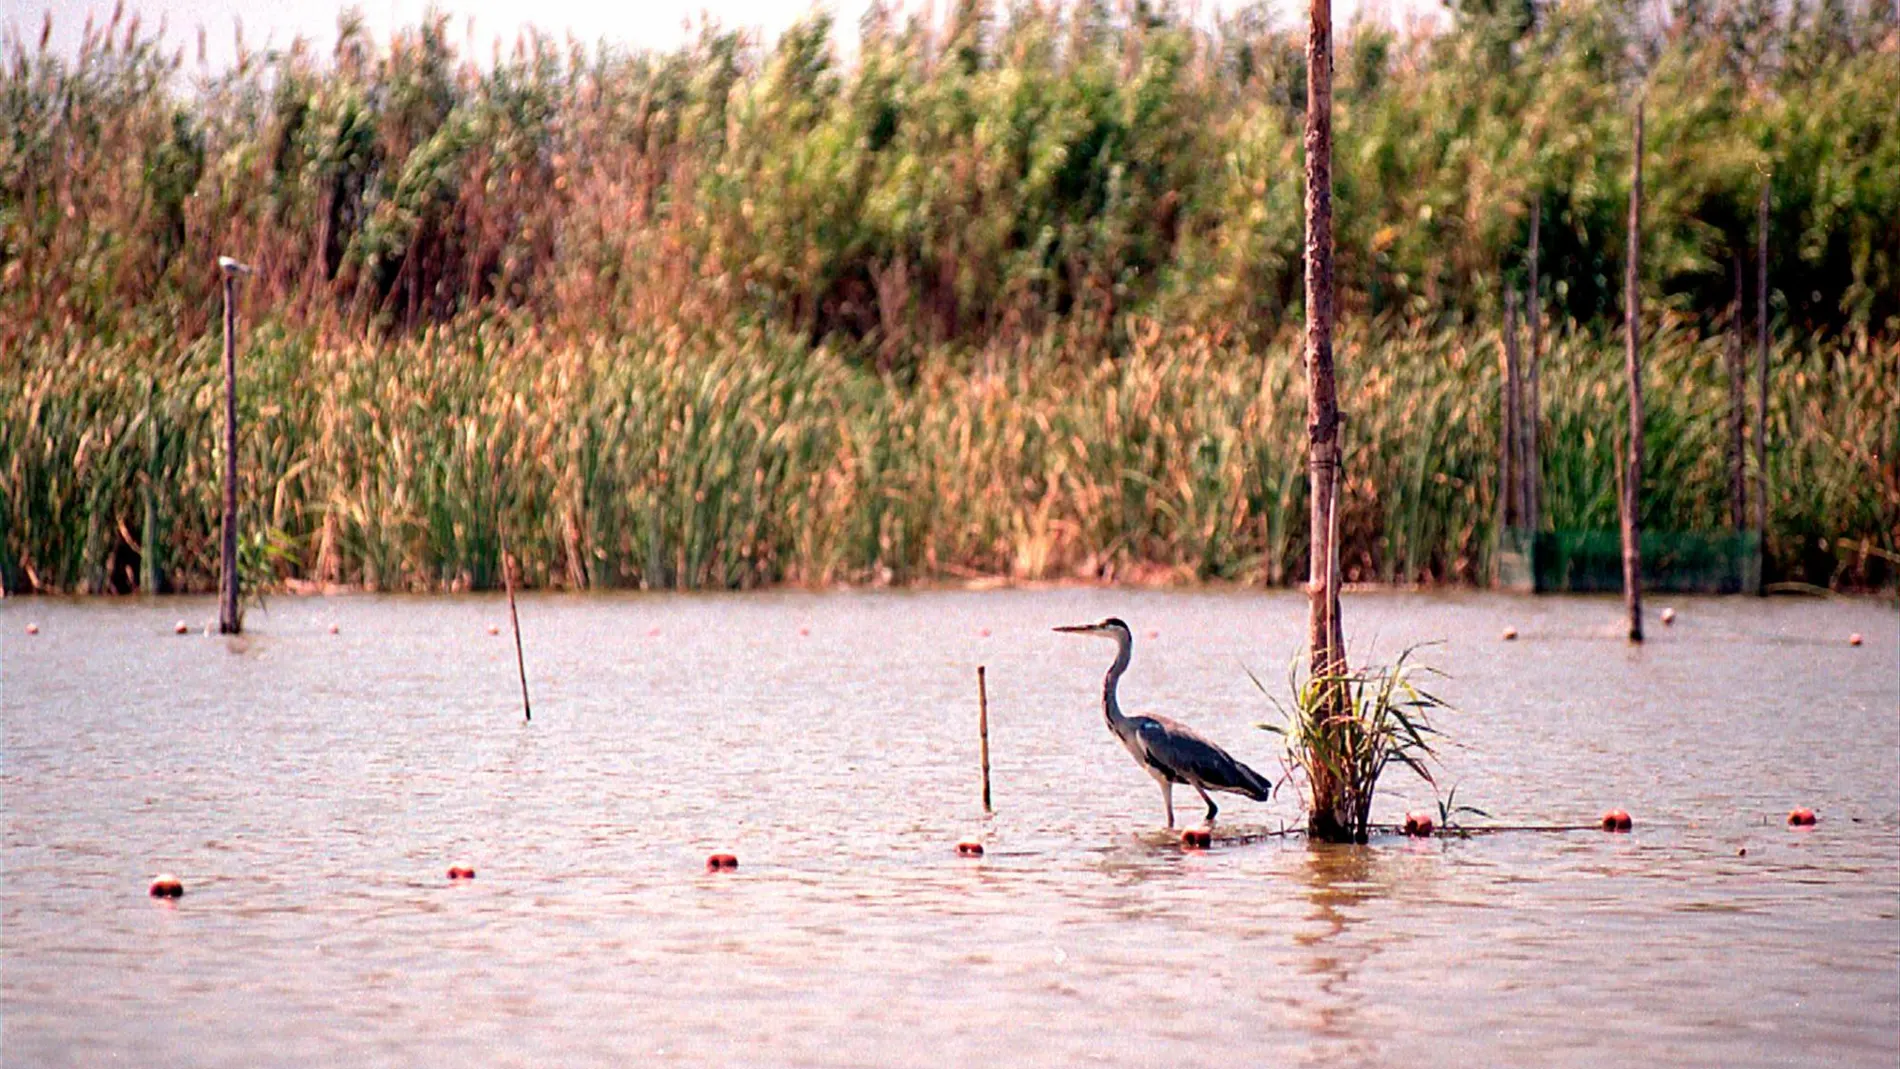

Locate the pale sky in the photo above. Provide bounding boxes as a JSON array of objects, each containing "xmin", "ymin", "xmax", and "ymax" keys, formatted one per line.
[{"xmin": 8, "ymin": 0, "xmax": 1440, "ymax": 71}]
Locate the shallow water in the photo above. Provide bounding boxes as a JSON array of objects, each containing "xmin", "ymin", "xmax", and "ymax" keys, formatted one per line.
[{"xmin": 4, "ymin": 589, "xmax": 1897, "ymax": 1067}]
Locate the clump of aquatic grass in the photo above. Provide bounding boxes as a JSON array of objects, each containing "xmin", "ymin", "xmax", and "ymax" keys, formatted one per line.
[{"xmin": 1257, "ymin": 646, "xmax": 1453, "ymax": 844}]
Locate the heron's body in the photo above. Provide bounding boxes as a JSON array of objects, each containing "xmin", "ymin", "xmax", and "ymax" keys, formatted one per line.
[{"xmin": 1057, "ymin": 618, "xmax": 1273, "ymax": 828}]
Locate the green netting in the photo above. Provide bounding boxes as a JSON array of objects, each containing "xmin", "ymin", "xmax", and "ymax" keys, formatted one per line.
[{"xmin": 1496, "ymin": 528, "xmax": 1762, "ymax": 594}]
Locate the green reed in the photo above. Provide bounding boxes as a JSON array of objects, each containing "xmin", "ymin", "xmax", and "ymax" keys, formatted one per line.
[{"xmin": 4, "ymin": 317, "xmax": 1891, "ymax": 594}]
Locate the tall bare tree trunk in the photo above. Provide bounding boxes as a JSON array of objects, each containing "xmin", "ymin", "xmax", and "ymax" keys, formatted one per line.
[
  {"xmin": 1727, "ymin": 256, "xmax": 1747, "ymax": 531},
  {"xmin": 1755, "ymin": 178, "xmax": 1770, "ymax": 586},
  {"xmin": 1525, "ymin": 197, "xmax": 1542, "ymax": 534},
  {"xmin": 219, "ymin": 268, "xmax": 242, "ymax": 634},
  {"xmin": 1621, "ymin": 103, "xmax": 1645, "ymax": 645},
  {"xmin": 1303, "ymin": 0, "xmax": 1349, "ymax": 842}
]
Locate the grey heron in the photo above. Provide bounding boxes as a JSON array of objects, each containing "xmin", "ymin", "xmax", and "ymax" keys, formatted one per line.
[{"xmin": 1055, "ymin": 618, "xmax": 1273, "ymax": 828}]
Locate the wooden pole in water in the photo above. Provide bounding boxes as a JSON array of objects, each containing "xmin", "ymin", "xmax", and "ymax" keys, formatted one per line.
[
  {"xmin": 142, "ymin": 377, "xmax": 163, "ymax": 595},
  {"xmin": 1525, "ymin": 194, "xmax": 1542, "ymax": 535},
  {"xmin": 217, "ymin": 256, "xmax": 248, "ymax": 634},
  {"xmin": 977, "ymin": 666, "xmax": 992, "ymax": 814},
  {"xmin": 1621, "ymin": 102, "xmax": 1646, "ymax": 644},
  {"xmin": 1497, "ymin": 297, "xmax": 1517, "ymax": 532},
  {"xmin": 1504, "ymin": 287, "xmax": 1526, "ymax": 528},
  {"xmin": 1727, "ymin": 255, "xmax": 1748, "ymax": 532},
  {"xmin": 1754, "ymin": 176, "xmax": 1770, "ymax": 588},
  {"xmin": 496, "ymin": 485, "xmax": 532, "ymax": 721},
  {"xmin": 1302, "ymin": 0, "xmax": 1350, "ymax": 842}
]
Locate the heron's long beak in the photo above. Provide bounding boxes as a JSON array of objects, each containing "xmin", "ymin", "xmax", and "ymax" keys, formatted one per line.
[{"xmin": 1053, "ymin": 624, "xmax": 1095, "ymax": 634}]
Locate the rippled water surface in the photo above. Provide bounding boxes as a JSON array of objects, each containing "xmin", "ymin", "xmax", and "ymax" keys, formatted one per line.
[{"xmin": 5, "ymin": 590, "xmax": 1897, "ymax": 1066}]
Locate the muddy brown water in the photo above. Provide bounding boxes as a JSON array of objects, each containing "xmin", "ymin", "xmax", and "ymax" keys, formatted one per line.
[{"xmin": 4, "ymin": 590, "xmax": 1896, "ymax": 1066}]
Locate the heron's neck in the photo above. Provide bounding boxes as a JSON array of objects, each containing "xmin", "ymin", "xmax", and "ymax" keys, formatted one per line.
[{"xmin": 1102, "ymin": 633, "xmax": 1132, "ymax": 730}]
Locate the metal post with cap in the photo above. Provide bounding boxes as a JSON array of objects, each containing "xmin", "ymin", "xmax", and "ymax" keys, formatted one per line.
[{"xmin": 217, "ymin": 255, "xmax": 252, "ymax": 634}]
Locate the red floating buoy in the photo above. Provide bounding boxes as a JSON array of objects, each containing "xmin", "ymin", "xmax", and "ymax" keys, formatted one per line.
[
  {"xmin": 956, "ymin": 841, "xmax": 985, "ymax": 857},
  {"xmin": 1147, "ymin": 630, "xmax": 1159, "ymax": 640},
  {"xmin": 25, "ymin": 623, "xmax": 39, "ymax": 635},
  {"xmin": 1788, "ymin": 808, "xmax": 1817, "ymax": 826},
  {"xmin": 706, "ymin": 853, "xmax": 739, "ymax": 871},
  {"xmin": 977, "ymin": 627, "xmax": 991, "ymax": 638},
  {"xmin": 1600, "ymin": 809, "xmax": 1633, "ymax": 832},
  {"xmin": 148, "ymin": 874, "xmax": 184, "ymax": 898},
  {"xmin": 1180, "ymin": 828, "xmax": 1212, "ymax": 849},
  {"xmin": 1500, "ymin": 626, "xmax": 1518, "ymax": 641},
  {"xmin": 447, "ymin": 866, "xmax": 476, "ymax": 879},
  {"xmin": 1661, "ymin": 607, "xmax": 1676, "ymax": 625},
  {"xmin": 798, "ymin": 627, "xmax": 810, "ymax": 636},
  {"xmin": 173, "ymin": 620, "xmax": 189, "ymax": 634},
  {"xmin": 1848, "ymin": 633, "xmax": 1863, "ymax": 647},
  {"xmin": 487, "ymin": 624, "xmax": 500, "ymax": 635},
  {"xmin": 1403, "ymin": 811, "xmax": 1436, "ymax": 837},
  {"xmin": 328, "ymin": 623, "xmax": 340, "ymax": 635}
]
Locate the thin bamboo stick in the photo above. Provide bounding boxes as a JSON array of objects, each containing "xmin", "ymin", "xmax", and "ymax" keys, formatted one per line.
[
  {"xmin": 496, "ymin": 477, "xmax": 532, "ymax": 722},
  {"xmin": 503, "ymin": 545, "xmax": 531, "ymax": 721},
  {"xmin": 978, "ymin": 666, "xmax": 992, "ymax": 814}
]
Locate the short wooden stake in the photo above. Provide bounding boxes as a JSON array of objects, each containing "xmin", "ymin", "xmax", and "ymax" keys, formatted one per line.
[{"xmin": 978, "ymin": 666, "xmax": 992, "ymax": 814}]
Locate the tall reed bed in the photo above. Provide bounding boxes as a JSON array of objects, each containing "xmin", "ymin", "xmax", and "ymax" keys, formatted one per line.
[
  {"xmin": 5, "ymin": 2, "xmax": 1896, "ymax": 358},
  {"xmin": 5, "ymin": 319, "xmax": 1891, "ymax": 594},
  {"xmin": 7, "ymin": 5, "xmax": 1892, "ymax": 592}
]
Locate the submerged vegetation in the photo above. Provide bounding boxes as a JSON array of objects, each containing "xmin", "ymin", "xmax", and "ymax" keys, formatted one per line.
[{"xmin": 3, "ymin": 0, "xmax": 1895, "ymax": 592}]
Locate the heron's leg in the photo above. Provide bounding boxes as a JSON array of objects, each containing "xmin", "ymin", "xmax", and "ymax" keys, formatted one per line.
[
  {"xmin": 1161, "ymin": 781, "xmax": 1175, "ymax": 829},
  {"xmin": 1194, "ymin": 783, "xmax": 1219, "ymax": 824}
]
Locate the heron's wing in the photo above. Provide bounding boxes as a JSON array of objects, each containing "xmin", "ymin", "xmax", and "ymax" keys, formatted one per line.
[{"xmin": 1134, "ymin": 715, "xmax": 1273, "ymax": 799}]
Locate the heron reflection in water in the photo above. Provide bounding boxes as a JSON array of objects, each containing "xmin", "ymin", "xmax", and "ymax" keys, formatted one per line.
[{"xmin": 1055, "ymin": 618, "xmax": 1274, "ymax": 828}]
